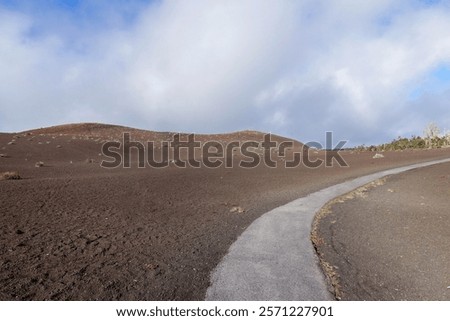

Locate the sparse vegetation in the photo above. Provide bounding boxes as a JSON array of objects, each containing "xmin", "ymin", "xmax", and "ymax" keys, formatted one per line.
[
  {"xmin": 353, "ymin": 123, "xmax": 450, "ymax": 151},
  {"xmin": 0, "ymin": 171, "xmax": 21, "ymax": 180}
]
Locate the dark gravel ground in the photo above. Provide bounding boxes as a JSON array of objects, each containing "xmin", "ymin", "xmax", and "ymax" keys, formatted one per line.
[
  {"xmin": 1, "ymin": 125, "xmax": 449, "ymax": 300},
  {"xmin": 315, "ymin": 161, "xmax": 450, "ymax": 300}
]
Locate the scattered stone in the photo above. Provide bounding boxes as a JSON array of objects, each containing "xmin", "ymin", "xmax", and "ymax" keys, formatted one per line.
[
  {"xmin": 56, "ymin": 145, "xmax": 62, "ymax": 148},
  {"xmin": 373, "ymin": 153, "xmax": 385, "ymax": 159},
  {"xmin": 7, "ymin": 141, "xmax": 14, "ymax": 145},
  {"xmin": 85, "ymin": 158, "xmax": 94, "ymax": 164},
  {"xmin": 0, "ymin": 153, "xmax": 8, "ymax": 158},
  {"xmin": 35, "ymin": 161, "xmax": 44, "ymax": 168},
  {"xmin": 230, "ymin": 206, "xmax": 245, "ymax": 213}
]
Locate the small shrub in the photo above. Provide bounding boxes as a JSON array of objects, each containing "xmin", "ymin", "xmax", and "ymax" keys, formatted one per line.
[{"xmin": 1, "ymin": 171, "xmax": 21, "ymax": 180}]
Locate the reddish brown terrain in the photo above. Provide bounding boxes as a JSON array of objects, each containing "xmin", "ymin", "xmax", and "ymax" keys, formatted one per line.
[{"xmin": 1, "ymin": 123, "xmax": 449, "ymax": 300}]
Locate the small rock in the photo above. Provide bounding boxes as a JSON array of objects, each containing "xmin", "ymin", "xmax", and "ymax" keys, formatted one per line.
[
  {"xmin": 56, "ymin": 145, "xmax": 62, "ymax": 148},
  {"xmin": 230, "ymin": 206, "xmax": 245, "ymax": 213},
  {"xmin": 35, "ymin": 161, "xmax": 44, "ymax": 168},
  {"xmin": 373, "ymin": 153, "xmax": 385, "ymax": 159}
]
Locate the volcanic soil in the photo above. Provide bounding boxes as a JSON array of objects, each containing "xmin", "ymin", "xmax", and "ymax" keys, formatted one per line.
[
  {"xmin": 313, "ymin": 161, "xmax": 450, "ymax": 300},
  {"xmin": 1, "ymin": 123, "xmax": 449, "ymax": 300}
]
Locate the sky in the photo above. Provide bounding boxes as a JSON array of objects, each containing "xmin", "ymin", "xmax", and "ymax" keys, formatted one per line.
[{"xmin": 1, "ymin": 0, "xmax": 450, "ymax": 146}]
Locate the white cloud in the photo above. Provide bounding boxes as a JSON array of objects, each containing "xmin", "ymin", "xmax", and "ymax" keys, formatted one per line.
[{"xmin": 1, "ymin": 0, "xmax": 450, "ymax": 145}]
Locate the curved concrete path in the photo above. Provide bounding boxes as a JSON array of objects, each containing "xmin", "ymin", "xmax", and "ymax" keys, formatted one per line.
[{"xmin": 205, "ymin": 158, "xmax": 450, "ymax": 301}]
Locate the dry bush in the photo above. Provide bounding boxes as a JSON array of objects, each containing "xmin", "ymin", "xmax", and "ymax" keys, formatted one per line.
[{"xmin": 0, "ymin": 171, "xmax": 21, "ymax": 180}]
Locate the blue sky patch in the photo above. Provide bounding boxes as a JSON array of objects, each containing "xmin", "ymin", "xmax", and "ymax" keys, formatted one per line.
[{"xmin": 408, "ymin": 64, "xmax": 450, "ymax": 100}]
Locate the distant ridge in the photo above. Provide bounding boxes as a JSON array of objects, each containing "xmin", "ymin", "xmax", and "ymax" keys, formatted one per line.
[{"xmin": 17, "ymin": 122, "xmax": 304, "ymax": 146}]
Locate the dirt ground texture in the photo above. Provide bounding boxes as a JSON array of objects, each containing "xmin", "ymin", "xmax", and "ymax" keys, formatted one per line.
[
  {"xmin": 1, "ymin": 123, "xmax": 449, "ymax": 300},
  {"xmin": 314, "ymin": 162, "xmax": 450, "ymax": 300}
]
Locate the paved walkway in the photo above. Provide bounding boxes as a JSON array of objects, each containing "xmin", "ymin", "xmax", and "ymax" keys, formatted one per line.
[{"xmin": 205, "ymin": 158, "xmax": 450, "ymax": 300}]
